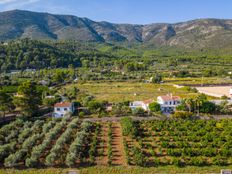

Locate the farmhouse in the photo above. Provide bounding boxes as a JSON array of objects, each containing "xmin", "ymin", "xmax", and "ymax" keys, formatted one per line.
[
  {"xmin": 53, "ymin": 102, "xmax": 75, "ymax": 118},
  {"xmin": 129, "ymin": 99, "xmax": 153, "ymax": 111},
  {"xmin": 157, "ymin": 94, "xmax": 181, "ymax": 113}
]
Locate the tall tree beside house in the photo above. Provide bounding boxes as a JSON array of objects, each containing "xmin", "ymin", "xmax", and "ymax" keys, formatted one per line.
[
  {"xmin": 194, "ymin": 94, "xmax": 207, "ymax": 115},
  {"xmin": 0, "ymin": 90, "xmax": 15, "ymax": 120},
  {"xmin": 183, "ymin": 98, "xmax": 195, "ymax": 112},
  {"xmin": 13, "ymin": 81, "xmax": 41, "ymax": 117},
  {"xmin": 178, "ymin": 94, "xmax": 215, "ymax": 115},
  {"xmin": 88, "ymin": 101, "xmax": 105, "ymax": 113}
]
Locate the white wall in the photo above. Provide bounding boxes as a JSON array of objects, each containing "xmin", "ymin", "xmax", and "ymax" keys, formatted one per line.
[{"xmin": 53, "ymin": 105, "xmax": 74, "ymax": 118}]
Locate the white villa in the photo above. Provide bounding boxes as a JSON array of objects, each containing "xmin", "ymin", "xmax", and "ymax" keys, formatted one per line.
[
  {"xmin": 53, "ymin": 102, "xmax": 75, "ymax": 118},
  {"xmin": 129, "ymin": 99, "xmax": 154, "ymax": 111},
  {"xmin": 157, "ymin": 94, "xmax": 181, "ymax": 113}
]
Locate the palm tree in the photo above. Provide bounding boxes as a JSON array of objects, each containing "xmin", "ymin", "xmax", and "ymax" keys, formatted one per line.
[
  {"xmin": 194, "ymin": 94, "xmax": 207, "ymax": 115},
  {"xmin": 184, "ymin": 98, "xmax": 194, "ymax": 113}
]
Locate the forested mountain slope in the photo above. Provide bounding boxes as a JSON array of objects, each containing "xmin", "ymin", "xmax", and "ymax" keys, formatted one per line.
[{"xmin": 1, "ymin": 10, "xmax": 232, "ymax": 49}]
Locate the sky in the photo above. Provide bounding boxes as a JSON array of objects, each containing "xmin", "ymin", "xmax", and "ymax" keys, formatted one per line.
[{"xmin": 0, "ymin": 0, "xmax": 232, "ymax": 24}]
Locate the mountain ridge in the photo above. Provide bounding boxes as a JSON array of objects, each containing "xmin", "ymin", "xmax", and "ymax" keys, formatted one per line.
[{"xmin": 1, "ymin": 9, "xmax": 232, "ymax": 48}]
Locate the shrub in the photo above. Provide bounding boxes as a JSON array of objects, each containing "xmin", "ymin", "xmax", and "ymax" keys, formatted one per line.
[
  {"xmin": 133, "ymin": 147, "xmax": 145, "ymax": 166},
  {"xmin": 120, "ymin": 117, "xmax": 139, "ymax": 137},
  {"xmin": 172, "ymin": 111, "xmax": 193, "ymax": 119},
  {"xmin": 200, "ymin": 101, "xmax": 216, "ymax": 114},
  {"xmin": 132, "ymin": 108, "xmax": 145, "ymax": 116},
  {"xmin": 149, "ymin": 102, "xmax": 161, "ymax": 112},
  {"xmin": 172, "ymin": 157, "xmax": 184, "ymax": 167},
  {"xmin": 212, "ymin": 156, "xmax": 228, "ymax": 166}
]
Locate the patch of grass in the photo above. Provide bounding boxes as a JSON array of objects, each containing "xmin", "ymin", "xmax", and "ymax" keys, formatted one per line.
[
  {"xmin": 0, "ymin": 168, "xmax": 64, "ymax": 174},
  {"xmin": 0, "ymin": 166, "xmax": 231, "ymax": 174}
]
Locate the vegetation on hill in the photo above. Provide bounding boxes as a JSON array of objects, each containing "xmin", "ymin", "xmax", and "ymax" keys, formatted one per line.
[
  {"xmin": 2, "ymin": 10, "xmax": 232, "ymax": 50},
  {"xmin": 1, "ymin": 38, "xmax": 232, "ymax": 82}
]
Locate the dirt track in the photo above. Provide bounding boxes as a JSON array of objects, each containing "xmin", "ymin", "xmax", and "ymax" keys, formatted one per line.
[{"xmin": 111, "ymin": 122, "xmax": 126, "ymax": 166}]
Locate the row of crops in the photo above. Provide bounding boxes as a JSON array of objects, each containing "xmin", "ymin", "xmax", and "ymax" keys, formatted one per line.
[
  {"xmin": 1, "ymin": 117, "xmax": 232, "ymax": 168},
  {"xmin": 0, "ymin": 117, "xmax": 99, "ymax": 168},
  {"xmin": 121, "ymin": 118, "xmax": 232, "ymax": 167}
]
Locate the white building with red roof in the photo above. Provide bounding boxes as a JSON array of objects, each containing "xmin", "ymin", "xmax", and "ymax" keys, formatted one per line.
[
  {"xmin": 129, "ymin": 99, "xmax": 154, "ymax": 111},
  {"xmin": 53, "ymin": 102, "xmax": 75, "ymax": 118},
  {"xmin": 157, "ymin": 94, "xmax": 181, "ymax": 113}
]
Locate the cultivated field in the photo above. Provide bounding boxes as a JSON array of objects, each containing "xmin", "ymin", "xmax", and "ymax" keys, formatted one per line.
[
  {"xmin": 166, "ymin": 77, "xmax": 232, "ymax": 85},
  {"xmin": 196, "ymin": 86, "xmax": 232, "ymax": 97},
  {"xmin": 122, "ymin": 119, "xmax": 232, "ymax": 167},
  {"xmin": 0, "ymin": 118, "xmax": 127, "ymax": 169},
  {"xmin": 0, "ymin": 117, "xmax": 232, "ymax": 173},
  {"xmin": 65, "ymin": 81, "xmax": 198, "ymax": 102}
]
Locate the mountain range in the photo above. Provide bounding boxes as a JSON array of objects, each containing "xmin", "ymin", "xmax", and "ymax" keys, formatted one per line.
[{"xmin": 1, "ymin": 10, "xmax": 232, "ymax": 48}]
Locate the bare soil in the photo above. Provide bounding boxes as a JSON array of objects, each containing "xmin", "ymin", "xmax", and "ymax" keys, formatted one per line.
[{"xmin": 111, "ymin": 122, "xmax": 127, "ymax": 166}]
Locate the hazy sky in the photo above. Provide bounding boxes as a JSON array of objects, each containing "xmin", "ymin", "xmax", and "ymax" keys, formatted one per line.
[{"xmin": 0, "ymin": 0, "xmax": 232, "ymax": 24}]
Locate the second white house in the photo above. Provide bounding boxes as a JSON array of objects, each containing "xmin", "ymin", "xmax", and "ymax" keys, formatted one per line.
[{"xmin": 157, "ymin": 94, "xmax": 181, "ymax": 113}]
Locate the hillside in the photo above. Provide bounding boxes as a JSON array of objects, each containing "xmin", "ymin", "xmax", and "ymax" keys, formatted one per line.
[{"xmin": 1, "ymin": 10, "xmax": 232, "ymax": 49}]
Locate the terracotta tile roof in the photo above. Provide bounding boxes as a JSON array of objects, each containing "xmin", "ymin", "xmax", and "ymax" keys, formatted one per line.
[
  {"xmin": 54, "ymin": 102, "xmax": 72, "ymax": 107},
  {"xmin": 159, "ymin": 95, "xmax": 181, "ymax": 101},
  {"xmin": 143, "ymin": 99, "xmax": 154, "ymax": 104}
]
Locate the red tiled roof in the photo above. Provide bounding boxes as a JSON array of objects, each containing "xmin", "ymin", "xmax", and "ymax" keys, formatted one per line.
[
  {"xmin": 143, "ymin": 99, "xmax": 154, "ymax": 104},
  {"xmin": 159, "ymin": 95, "xmax": 181, "ymax": 101},
  {"xmin": 54, "ymin": 102, "xmax": 72, "ymax": 107}
]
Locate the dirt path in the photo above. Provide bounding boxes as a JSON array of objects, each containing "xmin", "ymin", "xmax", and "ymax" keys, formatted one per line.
[
  {"xmin": 111, "ymin": 122, "xmax": 127, "ymax": 166},
  {"xmin": 95, "ymin": 123, "xmax": 108, "ymax": 165}
]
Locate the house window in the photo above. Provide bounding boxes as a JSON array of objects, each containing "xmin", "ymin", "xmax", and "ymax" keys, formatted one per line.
[
  {"xmin": 64, "ymin": 108, "xmax": 68, "ymax": 111},
  {"xmin": 57, "ymin": 108, "xmax": 60, "ymax": 111}
]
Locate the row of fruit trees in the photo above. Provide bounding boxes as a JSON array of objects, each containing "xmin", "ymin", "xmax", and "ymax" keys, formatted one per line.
[
  {"xmin": 0, "ymin": 117, "xmax": 98, "ymax": 168},
  {"xmin": 121, "ymin": 117, "xmax": 232, "ymax": 167}
]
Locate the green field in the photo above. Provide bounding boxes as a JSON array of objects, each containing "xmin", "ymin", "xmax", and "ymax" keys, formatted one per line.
[{"xmin": 65, "ymin": 81, "xmax": 199, "ymax": 103}]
